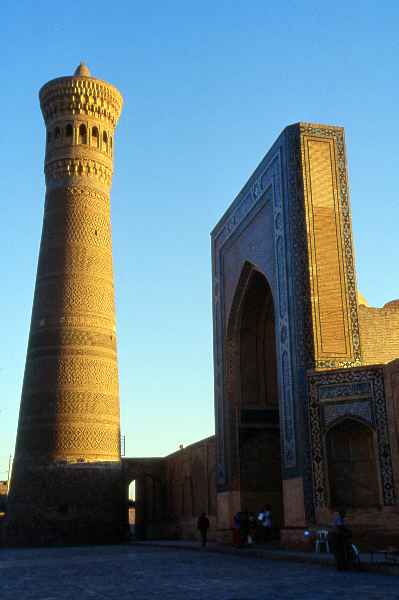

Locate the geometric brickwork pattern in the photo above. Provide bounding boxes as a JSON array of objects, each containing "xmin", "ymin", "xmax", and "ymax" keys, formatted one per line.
[
  {"xmin": 308, "ymin": 366, "xmax": 396, "ymax": 508},
  {"xmin": 39, "ymin": 73, "xmax": 121, "ymax": 127},
  {"xmin": 300, "ymin": 124, "xmax": 362, "ymax": 370},
  {"xmin": 12, "ymin": 65, "xmax": 123, "ymax": 467}
]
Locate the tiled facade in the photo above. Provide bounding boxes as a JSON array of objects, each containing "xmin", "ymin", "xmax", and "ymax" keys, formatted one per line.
[{"xmin": 211, "ymin": 122, "xmax": 399, "ymax": 547}]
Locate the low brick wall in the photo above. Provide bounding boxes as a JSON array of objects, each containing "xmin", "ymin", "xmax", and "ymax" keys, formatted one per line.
[
  {"xmin": 359, "ymin": 303, "xmax": 399, "ymax": 365},
  {"xmin": 164, "ymin": 437, "xmax": 216, "ymax": 533},
  {"xmin": 130, "ymin": 437, "xmax": 217, "ymax": 541}
]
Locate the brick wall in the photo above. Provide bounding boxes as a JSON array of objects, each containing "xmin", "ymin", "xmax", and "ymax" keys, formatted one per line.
[
  {"xmin": 359, "ymin": 302, "xmax": 399, "ymax": 364},
  {"xmin": 302, "ymin": 133, "xmax": 357, "ymax": 364},
  {"xmin": 162, "ymin": 436, "xmax": 216, "ymax": 540}
]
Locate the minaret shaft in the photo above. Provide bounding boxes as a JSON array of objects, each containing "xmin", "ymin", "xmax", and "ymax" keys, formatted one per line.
[{"xmin": 6, "ymin": 66, "xmax": 125, "ymax": 545}]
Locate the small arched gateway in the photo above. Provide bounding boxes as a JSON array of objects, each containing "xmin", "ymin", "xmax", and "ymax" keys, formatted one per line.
[{"xmin": 122, "ymin": 458, "xmax": 165, "ymax": 540}]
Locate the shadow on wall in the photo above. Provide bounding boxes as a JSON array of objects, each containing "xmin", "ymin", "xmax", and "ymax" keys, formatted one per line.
[
  {"xmin": 123, "ymin": 438, "xmax": 216, "ymax": 541},
  {"xmin": 162, "ymin": 437, "xmax": 217, "ymax": 540}
]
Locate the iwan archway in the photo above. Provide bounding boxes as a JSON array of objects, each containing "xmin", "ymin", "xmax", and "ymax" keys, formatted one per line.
[{"xmin": 226, "ymin": 265, "xmax": 283, "ymax": 528}]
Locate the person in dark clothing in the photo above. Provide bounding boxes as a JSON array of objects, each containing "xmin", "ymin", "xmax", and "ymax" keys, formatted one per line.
[
  {"xmin": 197, "ymin": 512, "xmax": 210, "ymax": 547},
  {"xmin": 329, "ymin": 509, "xmax": 353, "ymax": 571},
  {"xmin": 248, "ymin": 512, "xmax": 257, "ymax": 544},
  {"xmin": 239, "ymin": 509, "xmax": 250, "ymax": 546},
  {"xmin": 233, "ymin": 511, "xmax": 241, "ymax": 547}
]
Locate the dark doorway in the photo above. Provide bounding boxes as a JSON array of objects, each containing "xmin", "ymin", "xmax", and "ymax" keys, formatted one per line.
[
  {"xmin": 127, "ymin": 480, "xmax": 136, "ymax": 538},
  {"xmin": 237, "ymin": 270, "xmax": 283, "ymax": 529},
  {"xmin": 327, "ymin": 419, "xmax": 380, "ymax": 508},
  {"xmin": 129, "ymin": 474, "xmax": 163, "ymax": 540}
]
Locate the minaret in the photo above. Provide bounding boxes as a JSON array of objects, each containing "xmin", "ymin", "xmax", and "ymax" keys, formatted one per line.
[{"xmin": 7, "ymin": 64, "xmax": 125, "ymax": 545}]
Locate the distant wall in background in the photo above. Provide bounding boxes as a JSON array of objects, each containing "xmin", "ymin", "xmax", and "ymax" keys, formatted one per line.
[
  {"xmin": 163, "ymin": 436, "xmax": 216, "ymax": 540},
  {"xmin": 359, "ymin": 303, "xmax": 399, "ymax": 365}
]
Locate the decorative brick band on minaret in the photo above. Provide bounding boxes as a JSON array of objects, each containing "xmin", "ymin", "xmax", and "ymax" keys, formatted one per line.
[{"xmin": 6, "ymin": 64, "xmax": 126, "ymax": 545}]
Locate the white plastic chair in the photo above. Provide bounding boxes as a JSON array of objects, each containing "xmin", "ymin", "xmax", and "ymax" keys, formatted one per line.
[{"xmin": 315, "ymin": 529, "xmax": 330, "ymax": 553}]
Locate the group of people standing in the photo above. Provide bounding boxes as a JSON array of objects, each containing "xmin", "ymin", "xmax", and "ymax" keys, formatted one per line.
[
  {"xmin": 233, "ymin": 505, "xmax": 273, "ymax": 547},
  {"xmin": 198, "ymin": 505, "xmax": 356, "ymax": 571},
  {"xmin": 197, "ymin": 505, "xmax": 273, "ymax": 548}
]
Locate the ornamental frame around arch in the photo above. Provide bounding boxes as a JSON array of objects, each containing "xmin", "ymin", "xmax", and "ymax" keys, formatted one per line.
[
  {"xmin": 307, "ymin": 367, "xmax": 396, "ymax": 508},
  {"xmin": 212, "ymin": 144, "xmax": 298, "ymax": 488}
]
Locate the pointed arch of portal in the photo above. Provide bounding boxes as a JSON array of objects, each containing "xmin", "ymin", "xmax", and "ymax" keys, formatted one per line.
[{"xmin": 225, "ymin": 261, "xmax": 283, "ymax": 528}]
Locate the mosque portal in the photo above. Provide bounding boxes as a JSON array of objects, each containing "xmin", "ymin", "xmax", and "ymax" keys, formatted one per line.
[{"xmin": 211, "ymin": 123, "xmax": 399, "ymax": 546}]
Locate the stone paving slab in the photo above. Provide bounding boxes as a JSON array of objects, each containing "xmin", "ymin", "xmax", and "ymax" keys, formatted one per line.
[
  {"xmin": 136, "ymin": 539, "xmax": 336, "ymax": 562},
  {"xmin": 0, "ymin": 543, "xmax": 398, "ymax": 599},
  {"xmin": 136, "ymin": 539, "xmax": 399, "ymax": 573}
]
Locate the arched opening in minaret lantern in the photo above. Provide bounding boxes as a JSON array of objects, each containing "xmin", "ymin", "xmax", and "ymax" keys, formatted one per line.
[
  {"xmin": 103, "ymin": 131, "xmax": 108, "ymax": 152},
  {"xmin": 91, "ymin": 126, "xmax": 99, "ymax": 148},
  {"xmin": 78, "ymin": 124, "xmax": 87, "ymax": 144},
  {"xmin": 65, "ymin": 123, "xmax": 73, "ymax": 141}
]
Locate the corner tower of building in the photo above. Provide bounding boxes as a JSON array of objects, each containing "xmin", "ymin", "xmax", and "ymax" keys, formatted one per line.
[{"xmin": 6, "ymin": 64, "xmax": 125, "ymax": 545}]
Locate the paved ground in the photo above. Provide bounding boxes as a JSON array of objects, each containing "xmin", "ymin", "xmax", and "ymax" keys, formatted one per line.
[{"xmin": 0, "ymin": 544, "xmax": 397, "ymax": 599}]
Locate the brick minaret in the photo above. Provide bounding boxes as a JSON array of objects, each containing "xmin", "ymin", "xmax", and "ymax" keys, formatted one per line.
[{"xmin": 7, "ymin": 64, "xmax": 125, "ymax": 545}]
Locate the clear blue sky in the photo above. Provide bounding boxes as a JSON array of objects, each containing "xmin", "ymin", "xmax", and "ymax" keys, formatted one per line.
[{"xmin": 1, "ymin": 1, "xmax": 398, "ymax": 478}]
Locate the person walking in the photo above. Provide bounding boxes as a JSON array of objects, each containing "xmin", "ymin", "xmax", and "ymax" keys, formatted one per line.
[
  {"xmin": 197, "ymin": 512, "xmax": 210, "ymax": 547},
  {"xmin": 239, "ymin": 509, "xmax": 250, "ymax": 546},
  {"xmin": 233, "ymin": 511, "xmax": 241, "ymax": 547},
  {"xmin": 330, "ymin": 508, "xmax": 352, "ymax": 571}
]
